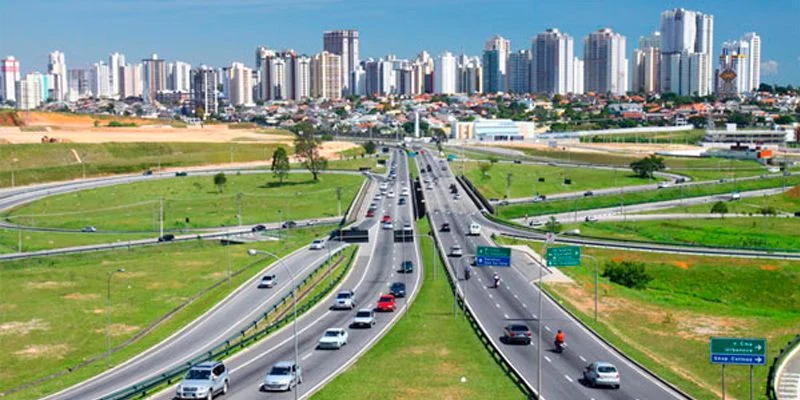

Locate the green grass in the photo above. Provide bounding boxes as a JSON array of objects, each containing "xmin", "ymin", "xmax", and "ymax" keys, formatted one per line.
[
  {"xmin": 562, "ymin": 218, "xmax": 800, "ymax": 251},
  {"xmin": 3, "ymin": 173, "xmax": 363, "ymax": 231},
  {"xmin": 463, "ymin": 161, "xmax": 657, "ymax": 199},
  {"xmin": 313, "ymin": 218, "xmax": 524, "ymax": 400},
  {"xmin": 0, "ymin": 224, "xmax": 334, "ymax": 400},
  {"xmin": 497, "ymin": 175, "xmax": 800, "ymax": 219},
  {"xmin": 0, "ymin": 142, "xmax": 288, "ymax": 188},
  {"xmin": 642, "ymin": 188, "xmax": 800, "ymax": 215},
  {"xmin": 0, "ymin": 229, "xmax": 154, "ymax": 254},
  {"xmin": 314, "ymin": 156, "xmax": 387, "ymax": 172},
  {"xmin": 495, "ymin": 236, "xmax": 800, "ymax": 400},
  {"xmin": 578, "ymin": 129, "xmax": 706, "ymax": 144}
]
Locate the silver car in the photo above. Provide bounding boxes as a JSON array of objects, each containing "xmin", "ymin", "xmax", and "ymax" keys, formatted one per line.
[
  {"xmin": 176, "ymin": 361, "xmax": 229, "ymax": 399},
  {"xmin": 583, "ymin": 361, "xmax": 620, "ymax": 389},
  {"xmin": 261, "ymin": 361, "xmax": 302, "ymax": 392},
  {"xmin": 317, "ymin": 328, "xmax": 348, "ymax": 349}
]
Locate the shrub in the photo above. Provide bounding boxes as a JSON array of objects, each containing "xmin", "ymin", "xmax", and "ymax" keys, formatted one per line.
[{"xmin": 602, "ymin": 260, "xmax": 653, "ymax": 289}]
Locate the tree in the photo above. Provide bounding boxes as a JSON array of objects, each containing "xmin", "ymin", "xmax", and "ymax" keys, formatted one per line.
[
  {"xmin": 710, "ymin": 201, "xmax": 728, "ymax": 217},
  {"xmin": 545, "ymin": 216, "xmax": 561, "ymax": 233},
  {"xmin": 488, "ymin": 155, "xmax": 499, "ymax": 164},
  {"xmin": 774, "ymin": 115, "xmax": 796, "ymax": 124},
  {"xmin": 630, "ymin": 155, "xmax": 666, "ymax": 179},
  {"xmin": 727, "ymin": 112, "xmax": 752, "ymax": 128},
  {"xmin": 362, "ymin": 140, "xmax": 376, "ymax": 155},
  {"xmin": 294, "ymin": 133, "xmax": 328, "ymax": 181},
  {"xmin": 478, "ymin": 162, "xmax": 492, "ymax": 178},
  {"xmin": 290, "ymin": 121, "xmax": 317, "ymax": 136},
  {"xmin": 602, "ymin": 260, "xmax": 653, "ymax": 289},
  {"xmin": 213, "ymin": 172, "xmax": 227, "ymax": 193},
  {"xmin": 270, "ymin": 147, "xmax": 290, "ymax": 184}
]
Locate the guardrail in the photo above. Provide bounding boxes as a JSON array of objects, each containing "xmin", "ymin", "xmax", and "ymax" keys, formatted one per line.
[
  {"xmin": 99, "ymin": 245, "xmax": 356, "ymax": 400},
  {"xmin": 456, "ymin": 175, "xmax": 495, "ymax": 214},
  {"xmin": 767, "ymin": 334, "xmax": 800, "ymax": 400},
  {"xmin": 342, "ymin": 176, "xmax": 372, "ymax": 226}
]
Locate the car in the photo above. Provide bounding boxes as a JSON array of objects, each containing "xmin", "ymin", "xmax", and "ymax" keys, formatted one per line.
[
  {"xmin": 368, "ymin": 202, "xmax": 378, "ymax": 210},
  {"xmin": 513, "ymin": 160, "xmax": 522, "ymax": 164},
  {"xmin": 583, "ymin": 362, "xmax": 621, "ymax": 389},
  {"xmin": 398, "ymin": 197, "xmax": 407, "ymax": 205},
  {"xmin": 440, "ymin": 223, "xmax": 451, "ymax": 232},
  {"xmin": 374, "ymin": 193, "xmax": 382, "ymax": 200},
  {"xmin": 251, "ymin": 224, "xmax": 267, "ymax": 232},
  {"xmin": 175, "ymin": 171, "xmax": 188, "ymax": 177},
  {"xmin": 389, "ymin": 282, "xmax": 406, "ymax": 298},
  {"xmin": 584, "ymin": 215, "xmax": 598, "ymax": 222},
  {"xmin": 352, "ymin": 308, "xmax": 376, "ymax": 328},
  {"xmin": 401, "ymin": 188, "xmax": 410, "ymax": 197},
  {"xmin": 81, "ymin": 226, "xmax": 97, "ymax": 233},
  {"xmin": 502, "ymin": 324, "xmax": 532, "ymax": 345},
  {"xmin": 258, "ymin": 275, "xmax": 277, "ymax": 288},
  {"xmin": 158, "ymin": 233, "xmax": 175, "ymax": 242},
  {"xmin": 425, "ymin": 185, "xmax": 433, "ymax": 190},
  {"xmin": 382, "ymin": 220, "xmax": 394, "ymax": 230},
  {"xmin": 317, "ymin": 328, "xmax": 348, "ymax": 349},
  {"xmin": 333, "ymin": 290, "xmax": 356, "ymax": 309},
  {"xmin": 402, "ymin": 222, "xmax": 413, "ymax": 232},
  {"xmin": 400, "ymin": 260, "xmax": 414, "ymax": 274},
  {"xmin": 795, "ymin": 211, "xmax": 800, "ymax": 217},
  {"xmin": 730, "ymin": 192, "xmax": 741, "ymax": 200},
  {"xmin": 376, "ymin": 294, "xmax": 396, "ymax": 312},
  {"xmin": 387, "ymin": 191, "xmax": 395, "ymax": 198},
  {"xmin": 584, "ymin": 191, "xmax": 594, "ymax": 197},
  {"xmin": 450, "ymin": 244, "xmax": 463, "ymax": 257},
  {"xmin": 657, "ymin": 181, "xmax": 671, "ymax": 189},
  {"xmin": 281, "ymin": 221, "xmax": 297, "ymax": 229},
  {"xmin": 309, "ymin": 239, "xmax": 326, "ymax": 250},
  {"xmin": 379, "ymin": 182, "xmax": 389, "ymax": 191},
  {"xmin": 261, "ymin": 361, "xmax": 302, "ymax": 392},
  {"xmin": 142, "ymin": 170, "xmax": 153, "ymax": 176},
  {"xmin": 468, "ymin": 223, "xmax": 481, "ymax": 236},
  {"xmin": 176, "ymin": 361, "xmax": 229, "ymax": 399},
  {"xmin": 366, "ymin": 209, "xmax": 375, "ymax": 218},
  {"xmin": 529, "ymin": 220, "xmax": 545, "ymax": 228},
  {"xmin": 381, "ymin": 215, "xmax": 391, "ymax": 223},
  {"xmin": 675, "ymin": 177, "xmax": 686, "ymax": 184}
]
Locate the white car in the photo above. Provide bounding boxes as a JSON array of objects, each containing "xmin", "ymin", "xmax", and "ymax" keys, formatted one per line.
[
  {"xmin": 387, "ymin": 191, "xmax": 395, "ymax": 198},
  {"xmin": 657, "ymin": 181, "xmax": 671, "ymax": 189},
  {"xmin": 261, "ymin": 361, "xmax": 302, "ymax": 392},
  {"xmin": 584, "ymin": 215, "xmax": 598, "ymax": 222},
  {"xmin": 352, "ymin": 309, "xmax": 376, "ymax": 328},
  {"xmin": 379, "ymin": 182, "xmax": 389, "ymax": 191},
  {"xmin": 317, "ymin": 328, "xmax": 348, "ymax": 349},
  {"xmin": 401, "ymin": 188, "xmax": 410, "ymax": 197},
  {"xmin": 333, "ymin": 290, "xmax": 356, "ymax": 309},
  {"xmin": 583, "ymin": 362, "xmax": 620, "ymax": 389},
  {"xmin": 309, "ymin": 239, "xmax": 326, "ymax": 250},
  {"xmin": 450, "ymin": 245, "xmax": 463, "ymax": 257},
  {"xmin": 382, "ymin": 221, "xmax": 394, "ymax": 230},
  {"xmin": 258, "ymin": 275, "xmax": 277, "ymax": 288},
  {"xmin": 468, "ymin": 223, "xmax": 481, "ymax": 236}
]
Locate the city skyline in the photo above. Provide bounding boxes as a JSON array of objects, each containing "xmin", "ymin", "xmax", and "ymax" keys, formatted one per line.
[{"xmin": 0, "ymin": 0, "xmax": 798, "ymax": 85}]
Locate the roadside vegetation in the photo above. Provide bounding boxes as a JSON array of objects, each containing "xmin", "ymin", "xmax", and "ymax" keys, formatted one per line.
[
  {"xmin": 3, "ymin": 173, "xmax": 363, "ymax": 231},
  {"xmin": 643, "ymin": 185, "xmax": 800, "ymax": 216},
  {"xmin": 0, "ymin": 224, "xmax": 334, "ymax": 400},
  {"xmin": 0, "ymin": 229, "xmax": 154, "ymax": 254},
  {"xmin": 578, "ymin": 129, "xmax": 706, "ymax": 144},
  {"xmin": 314, "ymin": 218, "xmax": 524, "ymax": 400},
  {"xmin": 495, "ymin": 236, "xmax": 800, "ymax": 400}
]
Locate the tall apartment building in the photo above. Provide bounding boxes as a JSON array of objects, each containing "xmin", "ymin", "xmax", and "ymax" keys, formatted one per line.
[
  {"xmin": 15, "ymin": 74, "xmax": 42, "ymax": 110},
  {"xmin": 67, "ymin": 69, "xmax": 89, "ymax": 101},
  {"xmin": 531, "ymin": 28, "xmax": 574, "ymax": 94},
  {"xmin": 108, "ymin": 52, "xmax": 126, "ymax": 98},
  {"xmin": 583, "ymin": 28, "xmax": 627, "ymax": 95},
  {"xmin": 434, "ymin": 51, "xmax": 457, "ymax": 95},
  {"xmin": 507, "ymin": 50, "xmax": 531, "ymax": 94},
  {"xmin": 741, "ymin": 32, "xmax": 760, "ymax": 91},
  {"xmin": 1, "ymin": 56, "xmax": 21, "ymax": 102},
  {"xmin": 573, "ymin": 57, "xmax": 584, "ymax": 94},
  {"xmin": 142, "ymin": 53, "xmax": 166, "ymax": 103},
  {"xmin": 192, "ymin": 65, "xmax": 218, "ymax": 117},
  {"xmin": 483, "ymin": 35, "xmax": 510, "ymax": 93},
  {"xmin": 48, "ymin": 51, "xmax": 68, "ymax": 101},
  {"xmin": 228, "ymin": 62, "xmax": 253, "ymax": 106},
  {"xmin": 168, "ymin": 61, "xmax": 191, "ymax": 92},
  {"xmin": 120, "ymin": 63, "xmax": 143, "ymax": 98},
  {"xmin": 715, "ymin": 34, "xmax": 760, "ymax": 97},
  {"xmin": 413, "ymin": 51, "xmax": 434, "ymax": 94},
  {"xmin": 659, "ymin": 8, "xmax": 714, "ymax": 96},
  {"xmin": 310, "ymin": 51, "xmax": 342, "ymax": 100},
  {"xmin": 323, "ymin": 29, "xmax": 359, "ymax": 95},
  {"xmin": 90, "ymin": 62, "xmax": 111, "ymax": 98},
  {"xmin": 457, "ymin": 54, "xmax": 482, "ymax": 94},
  {"xmin": 631, "ymin": 47, "xmax": 660, "ymax": 93}
]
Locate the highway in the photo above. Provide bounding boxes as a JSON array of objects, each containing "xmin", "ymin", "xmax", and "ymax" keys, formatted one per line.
[
  {"xmin": 145, "ymin": 149, "xmax": 422, "ymax": 400},
  {"xmin": 418, "ymin": 150, "xmax": 689, "ymax": 399}
]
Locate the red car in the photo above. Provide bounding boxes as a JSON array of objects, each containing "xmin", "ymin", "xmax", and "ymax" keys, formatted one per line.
[
  {"xmin": 376, "ymin": 294, "xmax": 396, "ymax": 312},
  {"xmin": 381, "ymin": 215, "xmax": 391, "ymax": 223},
  {"xmin": 366, "ymin": 209, "xmax": 375, "ymax": 217}
]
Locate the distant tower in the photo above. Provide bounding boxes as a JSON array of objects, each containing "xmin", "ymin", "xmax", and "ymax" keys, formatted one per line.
[{"xmin": 414, "ymin": 111, "xmax": 420, "ymax": 138}]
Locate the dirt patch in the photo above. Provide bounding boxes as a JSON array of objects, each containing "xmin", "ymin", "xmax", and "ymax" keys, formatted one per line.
[
  {"xmin": 672, "ymin": 261, "xmax": 691, "ymax": 270},
  {"xmin": 94, "ymin": 323, "xmax": 140, "ymax": 337},
  {"xmin": 785, "ymin": 185, "xmax": 800, "ymax": 199},
  {"xmin": 760, "ymin": 265, "xmax": 780, "ymax": 271},
  {"xmin": 676, "ymin": 316, "xmax": 751, "ymax": 340},
  {"xmin": 63, "ymin": 292, "xmax": 100, "ymax": 300},
  {"xmin": 0, "ymin": 319, "xmax": 49, "ymax": 336},
  {"xmin": 146, "ymin": 281, "xmax": 185, "ymax": 290},
  {"xmin": 25, "ymin": 281, "xmax": 75, "ymax": 289},
  {"xmin": 89, "ymin": 308, "xmax": 105, "ymax": 314},
  {"xmin": 14, "ymin": 344, "xmax": 70, "ymax": 360},
  {"xmin": 610, "ymin": 256, "xmax": 624, "ymax": 263}
]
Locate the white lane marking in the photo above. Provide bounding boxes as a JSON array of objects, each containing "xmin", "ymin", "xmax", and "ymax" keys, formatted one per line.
[
  {"xmin": 545, "ymin": 326, "xmax": 552, "ymax": 332},
  {"xmin": 579, "ymin": 355, "xmax": 587, "ymax": 362},
  {"xmin": 564, "ymin": 375, "xmax": 574, "ymax": 383},
  {"xmin": 488, "ymin": 293, "xmax": 493, "ymax": 299},
  {"xmin": 544, "ymin": 356, "xmax": 552, "ymax": 363},
  {"xmin": 495, "ymin": 303, "xmax": 500, "ymax": 308},
  {"xmin": 523, "ymin": 303, "xmax": 528, "ymax": 308},
  {"xmin": 503, "ymin": 314, "xmax": 509, "ymax": 319},
  {"xmin": 514, "ymin": 294, "xmax": 518, "ymax": 299},
  {"xmin": 302, "ymin": 352, "xmax": 313, "ymax": 361}
]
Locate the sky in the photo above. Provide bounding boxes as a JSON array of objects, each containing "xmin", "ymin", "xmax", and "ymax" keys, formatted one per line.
[{"xmin": 1, "ymin": 0, "xmax": 799, "ymax": 85}]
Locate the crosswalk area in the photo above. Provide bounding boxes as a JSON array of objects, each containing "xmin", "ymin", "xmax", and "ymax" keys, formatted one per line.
[{"xmin": 779, "ymin": 373, "xmax": 800, "ymax": 400}]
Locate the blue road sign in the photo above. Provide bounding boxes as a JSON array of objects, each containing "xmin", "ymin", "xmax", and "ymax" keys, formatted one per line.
[
  {"xmin": 475, "ymin": 246, "xmax": 511, "ymax": 267},
  {"xmin": 710, "ymin": 354, "xmax": 766, "ymax": 366}
]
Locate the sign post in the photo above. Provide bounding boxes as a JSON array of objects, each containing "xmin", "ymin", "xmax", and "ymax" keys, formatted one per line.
[
  {"xmin": 710, "ymin": 337, "xmax": 766, "ymax": 400},
  {"xmin": 545, "ymin": 246, "xmax": 581, "ymax": 267},
  {"xmin": 475, "ymin": 246, "xmax": 511, "ymax": 267}
]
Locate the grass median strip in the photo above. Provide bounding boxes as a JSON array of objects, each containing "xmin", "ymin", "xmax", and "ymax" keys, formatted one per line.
[
  {"xmin": 0, "ymin": 229, "xmax": 155, "ymax": 254},
  {"xmin": 495, "ymin": 235, "xmax": 800, "ymax": 400},
  {"xmin": 312, "ymin": 218, "xmax": 524, "ymax": 400}
]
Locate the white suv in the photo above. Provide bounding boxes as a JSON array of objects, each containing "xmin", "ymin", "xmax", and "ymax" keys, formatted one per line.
[
  {"xmin": 333, "ymin": 290, "xmax": 356, "ymax": 310},
  {"xmin": 176, "ymin": 361, "xmax": 229, "ymax": 399}
]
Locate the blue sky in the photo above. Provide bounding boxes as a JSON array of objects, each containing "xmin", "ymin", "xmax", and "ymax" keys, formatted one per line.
[{"xmin": 1, "ymin": 0, "xmax": 798, "ymax": 85}]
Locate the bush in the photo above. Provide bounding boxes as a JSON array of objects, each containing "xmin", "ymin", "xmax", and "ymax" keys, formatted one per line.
[
  {"xmin": 108, "ymin": 121, "xmax": 137, "ymax": 127},
  {"xmin": 602, "ymin": 260, "xmax": 653, "ymax": 289},
  {"xmin": 759, "ymin": 206, "xmax": 777, "ymax": 216}
]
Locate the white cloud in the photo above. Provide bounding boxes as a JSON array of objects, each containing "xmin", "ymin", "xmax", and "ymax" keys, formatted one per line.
[{"xmin": 761, "ymin": 60, "xmax": 779, "ymax": 76}]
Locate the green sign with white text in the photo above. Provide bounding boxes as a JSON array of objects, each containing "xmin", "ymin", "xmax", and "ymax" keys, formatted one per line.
[{"xmin": 546, "ymin": 246, "xmax": 580, "ymax": 267}]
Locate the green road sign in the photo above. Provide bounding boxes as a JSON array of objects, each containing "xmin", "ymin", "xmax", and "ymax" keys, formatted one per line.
[
  {"xmin": 546, "ymin": 246, "xmax": 580, "ymax": 267},
  {"xmin": 710, "ymin": 337, "xmax": 767, "ymax": 365},
  {"xmin": 476, "ymin": 246, "xmax": 511, "ymax": 267}
]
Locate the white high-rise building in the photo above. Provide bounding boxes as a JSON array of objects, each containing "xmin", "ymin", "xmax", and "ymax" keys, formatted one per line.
[
  {"xmin": 120, "ymin": 63, "xmax": 143, "ymax": 98},
  {"xmin": 573, "ymin": 57, "xmax": 584, "ymax": 94},
  {"xmin": 1, "ymin": 56, "xmax": 21, "ymax": 102},
  {"xmin": 351, "ymin": 64, "xmax": 366, "ymax": 96},
  {"xmin": 531, "ymin": 28, "xmax": 574, "ymax": 94},
  {"xmin": 142, "ymin": 53, "xmax": 166, "ymax": 103},
  {"xmin": 583, "ymin": 28, "xmax": 627, "ymax": 95},
  {"xmin": 295, "ymin": 56, "xmax": 311, "ymax": 99},
  {"xmin": 168, "ymin": 61, "xmax": 191, "ymax": 92},
  {"xmin": 508, "ymin": 50, "xmax": 531, "ymax": 94},
  {"xmin": 638, "ymin": 31, "xmax": 662, "ymax": 49},
  {"xmin": 16, "ymin": 74, "xmax": 43, "ymax": 110},
  {"xmin": 434, "ymin": 51, "xmax": 457, "ymax": 94},
  {"xmin": 659, "ymin": 8, "xmax": 714, "ymax": 96},
  {"xmin": 67, "ymin": 69, "xmax": 89, "ymax": 101},
  {"xmin": 228, "ymin": 62, "xmax": 253, "ymax": 106},
  {"xmin": 48, "ymin": 51, "xmax": 68, "ymax": 101},
  {"xmin": 632, "ymin": 47, "xmax": 660, "ymax": 93},
  {"xmin": 483, "ymin": 35, "xmax": 510, "ymax": 92},
  {"xmin": 310, "ymin": 51, "xmax": 342, "ymax": 100},
  {"xmin": 457, "ymin": 54, "xmax": 482, "ymax": 94},
  {"xmin": 269, "ymin": 57, "xmax": 287, "ymax": 100},
  {"xmin": 90, "ymin": 62, "xmax": 111, "ymax": 98},
  {"xmin": 741, "ymin": 32, "xmax": 761, "ymax": 91},
  {"xmin": 323, "ymin": 30, "xmax": 359, "ymax": 95},
  {"xmin": 108, "ymin": 52, "xmax": 125, "ymax": 98}
]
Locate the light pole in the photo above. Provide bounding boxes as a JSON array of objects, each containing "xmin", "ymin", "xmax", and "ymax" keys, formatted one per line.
[
  {"xmin": 106, "ymin": 268, "xmax": 125, "ymax": 367},
  {"xmin": 247, "ymin": 249, "xmax": 298, "ymax": 400}
]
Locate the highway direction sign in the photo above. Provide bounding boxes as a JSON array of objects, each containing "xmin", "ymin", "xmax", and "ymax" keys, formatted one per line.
[
  {"xmin": 476, "ymin": 246, "xmax": 511, "ymax": 267},
  {"xmin": 546, "ymin": 246, "xmax": 580, "ymax": 267},
  {"xmin": 709, "ymin": 337, "xmax": 766, "ymax": 366}
]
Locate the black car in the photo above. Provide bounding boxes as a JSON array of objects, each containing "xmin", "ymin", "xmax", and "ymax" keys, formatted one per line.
[
  {"xmin": 795, "ymin": 211, "xmax": 800, "ymax": 217},
  {"xmin": 142, "ymin": 170, "xmax": 153, "ymax": 176},
  {"xmin": 398, "ymin": 198, "xmax": 406, "ymax": 205},
  {"xmin": 440, "ymin": 223, "xmax": 451, "ymax": 232},
  {"xmin": 513, "ymin": 160, "xmax": 522, "ymax": 164},
  {"xmin": 400, "ymin": 261, "xmax": 413, "ymax": 274},
  {"xmin": 584, "ymin": 191, "xmax": 594, "ymax": 197},
  {"xmin": 281, "ymin": 221, "xmax": 297, "ymax": 229},
  {"xmin": 502, "ymin": 324, "xmax": 532, "ymax": 345},
  {"xmin": 158, "ymin": 233, "xmax": 175, "ymax": 242},
  {"xmin": 389, "ymin": 282, "xmax": 406, "ymax": 298},
  {"xmin": 252, "ymin": 224, "xmax": 267, "ymax": 232},
  {"xmin": 175, "ymin": 171, "xmax": 188, "ymax": 177}
]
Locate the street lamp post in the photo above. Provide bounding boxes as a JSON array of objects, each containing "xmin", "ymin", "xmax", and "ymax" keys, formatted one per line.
[
  {"xmin": 106, "ymin": 268, "xmax": 126, "ymax": 367},
  {"xmin": 247, "ymin": 249, "xmax": 298, "ymax": 400}
]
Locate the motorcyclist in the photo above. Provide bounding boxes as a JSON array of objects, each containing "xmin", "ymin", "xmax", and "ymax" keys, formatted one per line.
[
  {"xmin": 464, "ymin": 265, "xmax": 472, "ymax": 280},
  {"xmin": 493, "ymin": 273, "xmax": 500, "ymax": 288},
  {"xmin": 555, "ymin": 329, "xmax": 565, "ymax": 352}
]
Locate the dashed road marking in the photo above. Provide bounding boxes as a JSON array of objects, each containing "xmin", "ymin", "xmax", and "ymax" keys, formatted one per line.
[
  {"xmin": 544, "ymin": 356, "xmax": 552, "ymax": 363},
  {"xmin": 579, "ymin": 355, "xmax": 587, "ymax": 362},
  {"xmin": 302, "ymin": 352, "xmax": 313, "ymax": 361},
  {"xmin": 503, "ymin": 314, "xmax": 509, "ymax": 319},
  {"xmin": 495, "ymin": 303, "xmax": 501, "ymax": 308},
  {"xmin": 545, "ymin": 326, "xmax": 551, "ymax": 332},
  {"xmin": 564, "ymin": 375, "xmax": 574, "ymax": 382}
]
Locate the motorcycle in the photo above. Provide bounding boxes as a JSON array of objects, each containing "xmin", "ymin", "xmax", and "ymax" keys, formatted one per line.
[
  {"xmin": 464, "ymin": 268, "xmax": 471, "ymax": 281},
  {"xmin": 554, "ymin": 340, "xmax": 566, "ymax": 353}
]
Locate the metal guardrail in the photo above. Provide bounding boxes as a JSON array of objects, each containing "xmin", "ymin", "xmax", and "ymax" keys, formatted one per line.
[
  {"xmin": 456, "ymin": 175, "xmax": 495, "ymax": 214},
  {"xmin": 100, "ymin": 246, "xmax": 357, "ymax": 400},
  {"xmin": 342, "ymin": 177, "xmax": 372, "ymax": 226},
  {"xmin": 767, "ymin": 334, "xmax": 800, "ymax": 400}
]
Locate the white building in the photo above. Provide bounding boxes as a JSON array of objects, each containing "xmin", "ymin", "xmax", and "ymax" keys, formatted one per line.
[
  {"xmin": 583, "ymin": 28, "xmax": 627, "ymax": 95},
  {"xmin": 67, "ymin": 69, "xmax": 88, "ymax": 101},
  {"xmin": 16, "ymin": 74, "xmax": 42, "ymax": 110},
  {"xmin": 351, "ymin": 64, "xmax": 366, "ymax": 96},
  {"xmin": 434, "ymin": 51, "xmax": 457, "ymax": 95},
  {"xmin": 310, "ymin": 51, "xmax": 342, "ymax": 100},
  {"xmin": 741, "ymin": 32, "xmax": 760, "ymax": 91},
  {"xmin": 457, "ymin": 55, "xmax": 482, "ymax": 94},
  {"xmin": 531, "ymin": 28, "xmax": 574, "ymax": 94},
  {"xmin": 295, "ymin": 55, "xmax": 311, "ymax": 100},
  {"xmin": 451, "ymin": 119, "xmax": 536, "ymax": 141},
  {"xmin": 659, "ymin": 8, "xmax": 714, "ymax": 96},
  {"xmin": 632, "ymin": 47, "xmax": 660, "ymax": 93},
  {"xmin": 168, "ymin": 61, "xmax": 191, "ymax": 92},
  {"xmin": 1, "ymin": 56, "xmax": 21, "ymax": 102},
  {"xmin": 120, "ymin": 63, "xmax": 143, "ymax": 98},
  {"xmin": 108, "ymin": 52, "xmax": 126, "ymax": 98},
  {"xmin": 323, "ymin": 29, "xmax": 359, "ymax": 95},
  {"xmin": 228, "ymin": 62, "xmax": 253, "ymax": 106},
  {"xmin": 142, "ymin": 53, "xmax": 166, "ymax": 104},
  {"xmin": 573, "ymin": 57, "xmax": 584, "ymax": 94},
  {"xmin": 48, "ymin": 51, "xmax": 68, "ymax": 101},
  {"xmin": 90, "ymin": 62, "xmax": 111, "ymax": 98},
  {"xmin": 716, "ymin": 40, "xmax": 751, "ymax": 97}
]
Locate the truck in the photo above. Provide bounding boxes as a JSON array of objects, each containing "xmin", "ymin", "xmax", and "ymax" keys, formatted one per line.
[{"xmin": 468, "ymin": 223, "xmax": 481, "ymax": 236}]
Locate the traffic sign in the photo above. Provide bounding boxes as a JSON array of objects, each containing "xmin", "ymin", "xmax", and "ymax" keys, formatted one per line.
[
  {"xmin": 546, "ymin": 246, "xmax": 580, "ymax": 267},
  {"xmin": 709, "ymin": 337, "xmax": 766, "ymax": 366},
  {"xmin": 476, "ymin": 246, "xmax": 510, "ymax": 267}
]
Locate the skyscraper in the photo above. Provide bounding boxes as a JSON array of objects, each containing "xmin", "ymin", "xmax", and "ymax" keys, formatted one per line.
[
  {"xmin": 631, "ymin": 47, "xmax": 660, "ymax": 93},
  {"xmin": 659, "ymin": 8, "xmax": 714, "ymax": 96},
  {"xmin": 295, "ymin": 55, "xmax": 311, "ymax": 99},
  {"xmin": 120, "ymin": 64, "xmax": 142, "ymax": 98},
  {"xmin": 583, "ymin": 28, "xmax": 627, "ymax": 95},
  {"xmin": 48, "ymin": 51, "xmax": 67, "ymax": 101},
  {"xmin": 434, "ymin": 52, "xmax": 457, "ymax": 95},
  {"xmin": 323, "ymin": 30, "xmax": 359, "ymax": 95},
  {"xmin": 573, "ymin": 57, "xmax": 584, "ymax": 94},
  {"xmin": 228, "ymin": 62, "xmax": 253, "ymax": 106},
  {"xmin": 67, "ymin": 68, "xmax": 89, "ymax": 101},
  {"xmin": 16, "ymin": 74, "xmax": 42, "ymax": 110},
  {"xmin": 716, "ymin": 42, "xmax": 749, "ymax": 97},
  {"xmin": 508, "ymin": 50, "xmax": 531, "ymax": 94},
  {"xmin": 1, "ymin": 56, "xmax": 20, "ymax": 102},
  {"xmin": 108, "ymin": 52, "xmax": 126, "ymax": 98},
  {"xmin": 168, "ymin": 61, "xmax": 191, "ymax": 92},
  {"xmin": 90, "ymin": 62, "xmax": 110, "ymax": 98},
  {"xmin": 310, "ymin": 51, "xmax": 342, "ymax": 100},
  {"xmin": 741, "ymin": 32, "xmax": 761, "ymax": 91},
  {"xmin": 531, "ymin": 28, "xmax": 574, "ymax": 94},
  {"xmin": 483, "ymin": 35, "xmax": 510, "ymax": 93},
  {"xmin": 458, "ymin": 54, "xmax": 482, "ymax": 94},
  {"xmin": 142, "ymin": 53, "xmax": 166, "ymax": 103},
  {"xmin": 192, "ymin": 65, "xmax": 217, "ymax": 118}
]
